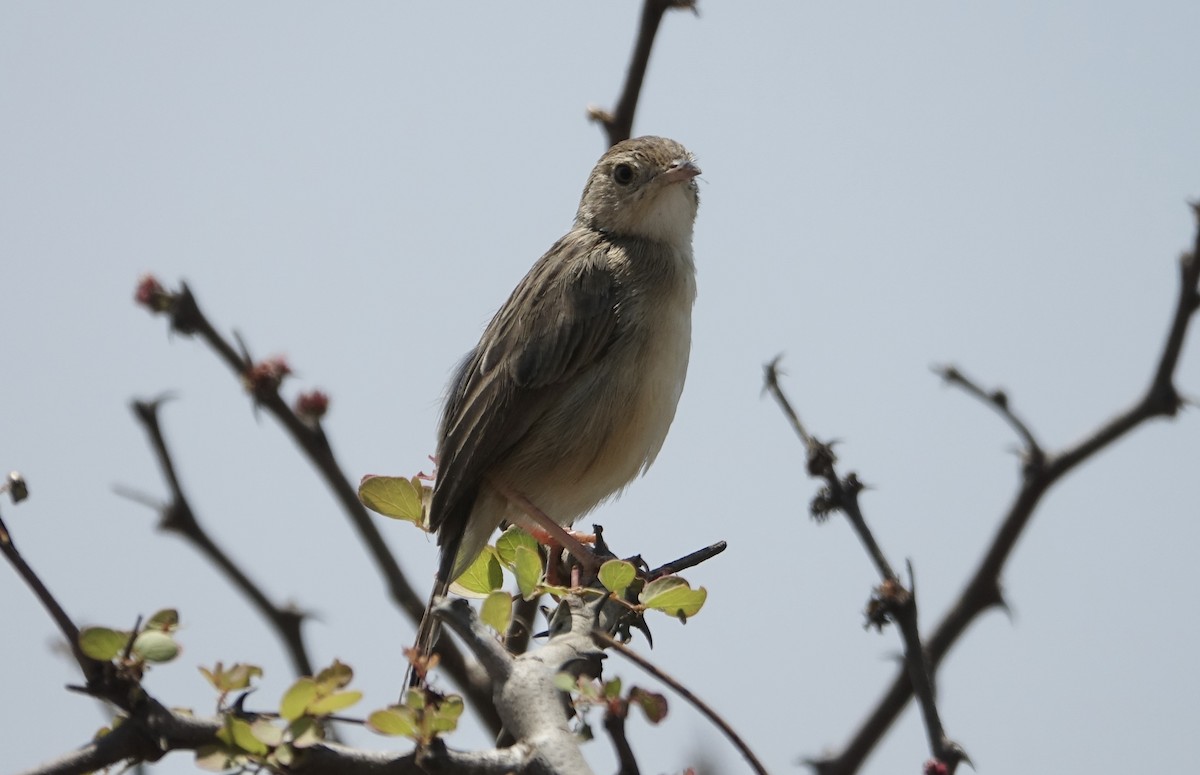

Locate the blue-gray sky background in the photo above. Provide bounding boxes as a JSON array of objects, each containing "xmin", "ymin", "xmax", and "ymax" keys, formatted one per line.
[{"xmin": 3, "ymin": 3, "xmax": 1198, "ymax": 773}]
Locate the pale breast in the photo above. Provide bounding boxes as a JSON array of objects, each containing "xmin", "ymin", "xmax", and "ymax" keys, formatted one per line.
[{"xmin": 505, "ymin": 246, "xmax": 695, "ymax": 525}]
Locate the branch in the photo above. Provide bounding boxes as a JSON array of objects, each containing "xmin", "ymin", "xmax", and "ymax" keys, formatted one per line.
[
  {"xmin": 123, "ymin": 397, "xmax": 316, "ymax": 678},
  {"xmin": 135, "ymin": 277, "xmax": 498, "ymax": 732},
  {"xmin": 604, "ymin": 708, "xmax": 641, "ymax": 775},
  {"xmin": 762, "ymin": 370, "xmax": 964, "ymax": 772},
  {"xmin": 594, "ymin": 630, "xmax": 769, "ymax": 775},
  {"xmin": 588, "ymin": 0, "xmax": 697, "ymax": 147},
  {"xmin": 932, "ymin": 365, "xmax": 1044, "ymax": 471},
  {"xmin": 16, "ymin": 698, "xmax": 440, "ymax": 775},
  {"xmin": 0, "ymin": 478, "xmax": 105, "ymax": 686},
  {"xmin": 796, "ymin": 208, "xmax": 1200, "ymax": 774},
  {"xmin": 646, "ymin": 540, "xmax": 727, "ymax": 580},
  {"xmin": 435, "ymin": 595, "xmax": 603, "ymax": 775}
]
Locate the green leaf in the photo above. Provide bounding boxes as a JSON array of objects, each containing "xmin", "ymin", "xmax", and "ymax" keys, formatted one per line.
[
  {"xmin": 402, "ymin": 688, "xmax": 426, "ymax": 710},
  {"xmin": 429, "ymin": 695, "xmax": 464, "ymax": 733},
  {"xmin": 450, "ymin": 547, "xmax": 503, "ymax": 597},
  {"xmin": 639, "ymin": 576, "xmax": 707, "ymax": 620},
  {"xmin": 480, "ymin": 591, "xmax": 513, "ymax": 633},
  {"xmin": 144, "ymin": 608, "xmax": 180, "ymax": 632},
  {"xmin": 195, "ymin": 744, "xmax": 243, "ymax": 772},
  {"xmin": 603, "ymin": 677, "xmax": 622, "ymax": 700},
  {"xmin": 629, "ymin": 687, "xmax": 669, "ymax": 724},
  {"xmin": 218, "ymin": 717, "xmax": 269, "ymax": 756},
  {"xmin": 553, "ymin": 672, "xmax": 579, "ymax": 693},
  {"xmin": 314, "ymin": 659, "xmax": 354, "ymax": 693},
  {"xmin": 308, "ymin": 690, "xmax": 362, "ymax": 716},
  {"xmin": 279, "ymin": 678, "xmax": 317, "ymax": 721},
  {"xmin": 288, "ymin": 716, "xmax": 324, "ymax": 748},
  {"xmin": 367, "ymin": 707, "xmax": 418, "ymax": 737},
  {"xmin": 513, "ymin": 545, "xmax": 542, "ymax": 600},
  {"xmin": 494, "ymin": 526, "xmax": 540, "ymax": 568},
  {"xmin": 358, "ymin": 475, "xmax": 425, "ymax": 525},
  {"xmin": 250, "ymin": 718, "xmax": 284, "ymax": 747},
  {"xmin": 132, "ymin": 630, "xmax": 179, "ymax": 662},
  {"xmin": 78, "ymin": 627, "xmax": 129, "ymax": 661},
  {"xmin": 598, "ymin": 560, "xmax": 637, "ymax": 596}
]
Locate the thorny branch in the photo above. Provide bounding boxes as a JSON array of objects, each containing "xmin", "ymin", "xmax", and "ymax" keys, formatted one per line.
[
  {"xmin": 589, "ymin": 0, "xmax": 697, "ymax": 147},
  {"xmin": 762, "ymin": 367, "xmax": 965, "ymax": 773},
  {"xmin": 771, "ymin": 207, "xmax": 1200, "ymax": 774},
  {"xmin": 933, "ymin": 365, "xmax": 1045, "ymax": 471}
]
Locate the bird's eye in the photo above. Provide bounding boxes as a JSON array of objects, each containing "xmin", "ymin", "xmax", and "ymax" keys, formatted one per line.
[{"xmin": 612, "ymin": 163, "xmax": 635, "ymax": 185}]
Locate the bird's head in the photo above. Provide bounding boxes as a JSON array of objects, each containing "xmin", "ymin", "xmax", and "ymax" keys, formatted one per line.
[{"xmin": 576, "ymin": 136, "xmax": 700, "ymax": 247}]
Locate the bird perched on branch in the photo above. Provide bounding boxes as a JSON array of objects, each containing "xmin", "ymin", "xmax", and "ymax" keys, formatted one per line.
[{"xmin": 411, "ymin": 135, "xmax": 701, "ymax": 678}]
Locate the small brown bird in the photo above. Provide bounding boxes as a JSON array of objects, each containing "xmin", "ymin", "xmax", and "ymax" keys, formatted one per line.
[{"xmin": 413, "ymin": 136, "xmax": 701, "ymax": 671}]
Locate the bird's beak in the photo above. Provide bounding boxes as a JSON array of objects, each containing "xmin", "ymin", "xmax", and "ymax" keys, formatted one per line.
[{"xmin": 661, "ymin": 159, "xmax": 701, "ymax": 184}]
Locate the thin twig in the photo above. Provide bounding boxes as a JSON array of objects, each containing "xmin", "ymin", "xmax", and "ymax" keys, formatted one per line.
[
  {"xmin": 589, "ymin": 0, "xmax": 698, "ymax": 147},
  {"xmin": 0, "ymin": 510, "xmax": 103, "ymax": 685},
  {"xmin": 933, "ymin": 365, "xmax": 1045, "ymax": 469},
  {"xmin": 127, "ymin": 397, "xmax": 315, "ymax": 678},
  {"xmin": 593, "ymin": 629, "xmax": 770, "ymax": 775},
  {"xmin": 762, "ymin": 356, "xmax": 812, "ymax": 446}
]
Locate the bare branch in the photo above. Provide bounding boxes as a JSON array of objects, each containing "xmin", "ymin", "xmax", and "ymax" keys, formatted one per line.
[
  {"xmin": 764, "ymin": 370, "xmax": 964, "ymax": 771},
  {"xmin": 645, "ymin": 540, "xmax": 727, "ymax": 580},
  {"xmin": 126, "ymin": 397, "xmax": 316, "ymax": 677},
  {"xmin": 593, "ymin": 630, "xmax": 769, "ymax": 775},
  {"xmin": 0, "ymin": 484, "xmax": 104, "ymax": 686},
  {"xmin": 932, "ymin": 364, "xmax": 1045, "ymax": 470},
  {"xmin": 604, "ymin": 708, "xmax": 641, "ymax": 775},
  {"xmin": 589, "ymin": 0, "xmax": 698, "ymax": 147},
  {"xmin": 803, "ymin": 210, "xmax": 1200, "ymax": 773}
]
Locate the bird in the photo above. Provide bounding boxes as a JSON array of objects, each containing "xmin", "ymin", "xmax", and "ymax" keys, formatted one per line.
[{"xmin": 411, "ymin": 135, "xmax": 701, "ymax": 676}]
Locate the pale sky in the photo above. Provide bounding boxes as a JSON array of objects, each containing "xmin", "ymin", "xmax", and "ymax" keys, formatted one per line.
[{"xmin": 2, "ymin": 3, "xmax": 1199, "ymax": 774}]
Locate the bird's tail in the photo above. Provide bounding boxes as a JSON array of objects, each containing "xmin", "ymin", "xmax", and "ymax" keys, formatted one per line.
[{"xmin": 404, "ymin": 538, "xmax": 458, "ymax": 690}]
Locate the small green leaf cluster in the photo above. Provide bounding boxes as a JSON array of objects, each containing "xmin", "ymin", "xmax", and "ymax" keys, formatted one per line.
[
  {"xmin": 198, "ymin": 661, "xmax": 263, "ymax": 705},
  {"xmin": 366, "ymin": 687, "xmax": 465, "ymax": 744},
  {"xmin": 77, "ymin": 608, "xmax": 182, "ymax": 676},
  {"xmin": 597, "ymin": 560, "xmax": 708, "ymax": 621},
  {"xmin": 448, "ymin": 526, "xmax": 547, "ymax": 634},
  {"xmin": 359, "ymin": 470, "xmax": 710, "ymax": 623},
  {"xmin": 195, "ymin": 659, "xmax": 361, "ymax": 772}
]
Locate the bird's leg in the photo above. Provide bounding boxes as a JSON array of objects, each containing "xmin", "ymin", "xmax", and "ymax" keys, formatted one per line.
[
  {"xmin": 523, "ymin": 528, "xmax": 598, "ymax": 585},
  {"xmin": 488, "ymin": 477, "xmax": 600, "ymax": 579},
  {"xmin": 524, "ymin": 525, "xmax": 597, "ymax": 549}
]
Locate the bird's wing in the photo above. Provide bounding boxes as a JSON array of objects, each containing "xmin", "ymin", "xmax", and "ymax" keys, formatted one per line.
[{"xmin": 430, "ymin": 232, "xmax": 623, "ymax": 557}]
